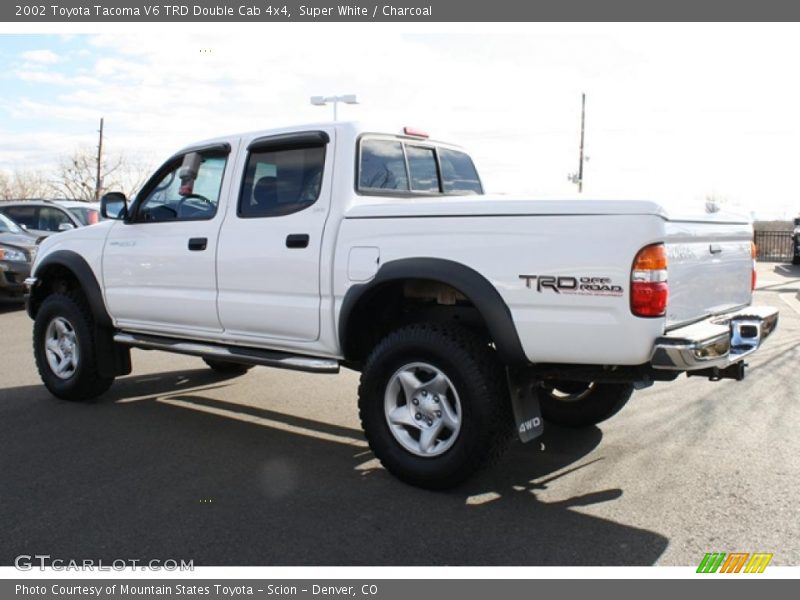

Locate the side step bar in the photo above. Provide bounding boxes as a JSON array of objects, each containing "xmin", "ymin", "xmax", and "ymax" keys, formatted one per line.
[{"xmin": 113, "ymin": 332, "xmax": 340, "ymax": 374}]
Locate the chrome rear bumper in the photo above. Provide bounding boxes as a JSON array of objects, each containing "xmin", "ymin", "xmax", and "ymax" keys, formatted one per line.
[{"xmin": 651, "ymin": 305, "xmax": 779, "ymax": 371}]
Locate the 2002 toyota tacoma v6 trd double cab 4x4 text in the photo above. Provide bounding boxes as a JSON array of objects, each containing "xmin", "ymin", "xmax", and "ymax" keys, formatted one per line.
[{"xmin": 25, "ymin": 122, "xmax": 779, "ymax": 489}]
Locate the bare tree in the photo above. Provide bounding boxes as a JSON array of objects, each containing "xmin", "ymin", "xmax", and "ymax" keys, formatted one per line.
[
  {"xmin": 1, "ymin": 148, "xmax": 153, "ymax": 204},
  {"xmin": 50, "ymin": 147, "xmax": 152, "ymax": 202},
  {"xmin": 114, "ymin": 156, "xmax": 152, "ymax": 199},
  {"xmin": 51, "ymin": 147, "xmax": 121, "ymax": 202},
  {"xmin": 0, "ymin": 168, "xmax": 51, "ymax": 200}
]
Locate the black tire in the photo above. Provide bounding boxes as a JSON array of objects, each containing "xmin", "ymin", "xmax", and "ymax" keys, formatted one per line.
[
  {"xmin": 33, "ymin": 291, "xmax": 114, "ymax": 401},
  {"xmin": 202, "ymin": 358, "xmax": 253, "ymax": 375},
  {"xmin": 792, "ymin": 255, "xmax": 800, "ymax": 266},
  {"xmin": 358, "ymin": 322, "xmax": 514, "ymax": 490},
  {"xmin": 539, "ymin": 381, "xmax": 634, "ymax": 427}
]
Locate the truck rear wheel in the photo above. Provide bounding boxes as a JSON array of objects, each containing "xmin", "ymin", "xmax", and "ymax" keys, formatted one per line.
[
  {"xmin": 202, "ymin": 358, "xmax": 253, "ymax": 375},
  {"xmin": 358, "ymin": 323, "xmax": 513, "ymax": 490},
  {"xmin": 33, "ymin": 292, "xmax": 114, "ymax": 401},
  {"xmin": 539, "ymin": 381, "xmax": 633, "ymax": 427}
]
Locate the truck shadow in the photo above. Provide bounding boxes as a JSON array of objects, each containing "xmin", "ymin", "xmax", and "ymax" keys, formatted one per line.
[{"xmin": 0, "ymin": 369, "xmax": 668, "ymax": 566}]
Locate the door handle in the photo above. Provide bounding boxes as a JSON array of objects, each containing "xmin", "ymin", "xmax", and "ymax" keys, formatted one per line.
[
  {"xmin": 286, "ymin": 234, "xmax": 310, "ymax": 249},
  {"xmin": 188, "ymin": 237, "xmax": 207, "ymax": 251}
]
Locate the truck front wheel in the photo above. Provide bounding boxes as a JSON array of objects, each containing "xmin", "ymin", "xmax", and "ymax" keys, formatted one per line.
[
  {"xmin": 33, "ymin": 292, "xmax": 115, "ymax": 401},
  {"xmin": 539, "ymin": 381, "xmax": 633, "ymax": 427},
  {"xmin": 358, "ymin": 323, "xmax": 513, "ymax": 490}
]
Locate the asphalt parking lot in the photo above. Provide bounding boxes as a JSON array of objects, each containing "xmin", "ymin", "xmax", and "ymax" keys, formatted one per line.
[{"xmin": 0, "ymin": 262, "xmax": 798, "ymax": 567}]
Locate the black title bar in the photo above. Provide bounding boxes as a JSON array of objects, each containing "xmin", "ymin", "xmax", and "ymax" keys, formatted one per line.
[{"xmin": 5, "ymin": 0, "xmax": 800, "ymax": 22}]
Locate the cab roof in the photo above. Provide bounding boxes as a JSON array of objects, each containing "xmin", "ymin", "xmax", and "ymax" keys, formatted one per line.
[{"xmin": 177, "ymin": 121, "xmax": 467, "ymax": 155}]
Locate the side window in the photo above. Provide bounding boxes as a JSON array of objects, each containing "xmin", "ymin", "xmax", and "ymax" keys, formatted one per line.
[
  {"xmin": 136, "ymin": 154, "xmax": 227, "ymax": 222},
  {"xmin": 38, "ymin": 207, "xmax": 72, "ymax": 232},
  {"xmin": 239, "ymin": 145, "xmax": 325, "ymax": 218},
  {"xmin": 359, "ymin": 140, "xmax": 409, "ymax": 191},
  {"xmin": 3, "ymin": 206, "xmax": 38, "ymax": 229},
  {"xmin": 439, "ymin": 148, "xmax": 483, "ymax": 194},
  {"xmin": 358, "ymin": 138, "xmax": 483, "ymax": 196},
  {"xmin": 406, "ymin": 146, "xmax": 439, "ymax": 192}
]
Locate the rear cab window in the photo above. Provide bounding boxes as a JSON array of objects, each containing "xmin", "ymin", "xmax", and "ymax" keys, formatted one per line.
[
  {"xmin": 357, "ymin": 136, "xmax": 483, "ymax": 196},
  {"xmin": 406, "ymin": 146, "xmax": 439, "ymax": 192},
  {"xmin": 438, "ymin": 148, "xmax": 483, "ymax": 194},
  {"xmin": 358, "ymin": 140, "xmax": 408, "ymax": 191}
]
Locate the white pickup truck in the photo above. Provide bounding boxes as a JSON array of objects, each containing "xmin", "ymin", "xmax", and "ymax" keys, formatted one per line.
[{"xmin": 26, "ymin": 122, "xmax": 778, "ymax": 489}]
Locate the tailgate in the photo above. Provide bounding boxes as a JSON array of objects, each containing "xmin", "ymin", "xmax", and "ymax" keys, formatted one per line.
[{"xmin": 665, "ymin": 217, "xmax": 753, "ymax": 329}]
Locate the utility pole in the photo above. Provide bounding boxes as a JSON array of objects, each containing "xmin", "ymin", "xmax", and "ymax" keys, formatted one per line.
[
  {"xmin": 94, "ymin": 117, "xmax": 104, "ymax": 202},
  {"xmin": 577, "ymin": 93, "xmax": 586, "ymax": 193}
]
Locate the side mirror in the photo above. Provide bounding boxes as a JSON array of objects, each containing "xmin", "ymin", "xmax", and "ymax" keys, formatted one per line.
[
  {"xmin": 101, "ymin": 192, "xmax": 128, "ymax": 220},
  {"xmin": 58, "ymin": 222, "xmax": 75, "ymax": 232}
]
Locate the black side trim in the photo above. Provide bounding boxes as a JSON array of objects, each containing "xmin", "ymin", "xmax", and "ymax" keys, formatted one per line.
[
  {"xmin": 248, "ymin": 131, "xmax": 330, "ymax": 152},
  {"xmin": 339, "ymin": 258, "xmax": 527, "ymax": 365}
]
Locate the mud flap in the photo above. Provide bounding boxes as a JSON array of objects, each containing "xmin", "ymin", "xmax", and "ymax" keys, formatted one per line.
[{"xmin": 506, "ymin": 367, "xmax": 544, "ymax": 443}]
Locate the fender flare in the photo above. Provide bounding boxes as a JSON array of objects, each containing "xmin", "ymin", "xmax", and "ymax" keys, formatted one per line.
[
  {"xmin": 339, "ymin": 258, "xmax": 527, "ymax": 365},
  {"xmin": 28, "ymin": 250, "xmax": 112, "ymax": 327},
  {"xmin": 27, "ymin": 250, "xmax": 130, "ymax": 378}
]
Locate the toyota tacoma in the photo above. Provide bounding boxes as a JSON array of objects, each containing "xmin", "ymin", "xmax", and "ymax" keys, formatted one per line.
[{"xmin": 25, "ymin": 122, "xmax": 779, "ymax": 489}]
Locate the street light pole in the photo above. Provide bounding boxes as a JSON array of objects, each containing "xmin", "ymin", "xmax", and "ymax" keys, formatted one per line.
[{"xmin": 310, "ymin": 94, "xmax": 359, "ymax": 121}]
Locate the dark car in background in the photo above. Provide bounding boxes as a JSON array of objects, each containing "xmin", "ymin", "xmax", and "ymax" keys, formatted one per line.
[
  {"xmin": 0, "ymin": 199, "xmax": 100, "ymax": 238},
  {"xmin": 793, "ymin": 217, "xmax": 800, "ymax": 265},
  {"xmin": 0, "ymin": 213, "xmax": 39, "ymax": 298}
]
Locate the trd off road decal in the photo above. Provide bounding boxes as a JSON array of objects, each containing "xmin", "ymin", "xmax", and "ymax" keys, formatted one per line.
[{"xmin": 519, "ymin": 274, "xmax": 624, "ymax": 297}]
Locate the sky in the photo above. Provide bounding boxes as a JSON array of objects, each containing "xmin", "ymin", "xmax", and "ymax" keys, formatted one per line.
[{"xmin": 1, "ymin": 23, "xmax": 799, "ymax": 219}]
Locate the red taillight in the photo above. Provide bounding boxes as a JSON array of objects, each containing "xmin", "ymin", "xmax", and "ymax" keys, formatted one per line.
[
  {"xmin": 631, "ymin": 282, "xmax": 669, "ymax": 317},
  {"xmin": 631, "ymin": 243, "xmax": 668, "ymax": 317},
  {"xmin": 751, "ymin": 241, "xmax": 757, "ymax": 291}
]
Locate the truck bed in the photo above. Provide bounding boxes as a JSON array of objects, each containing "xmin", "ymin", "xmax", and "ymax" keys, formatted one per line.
[{"xmin": 342, "ymin": 196, "xmax": 755, "ymax": 366}]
